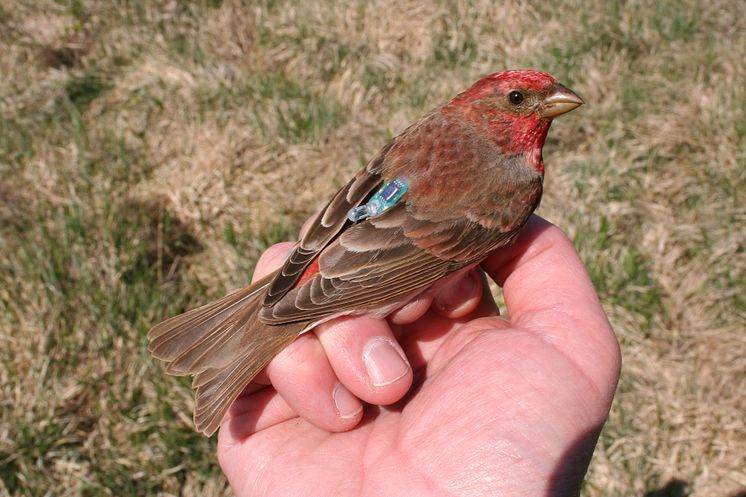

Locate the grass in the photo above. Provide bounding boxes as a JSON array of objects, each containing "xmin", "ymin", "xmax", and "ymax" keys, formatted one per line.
[{"xmin": 0, "ymin": 0, "xmax": 744, "ymax": 495}]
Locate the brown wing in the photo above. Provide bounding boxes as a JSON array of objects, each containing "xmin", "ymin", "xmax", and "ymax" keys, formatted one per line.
[
  {"xmin": 259, "ymin": 203, "xmax": 452, "ymax": 324},
  {"xmin": 261, "ymin": 111, "xmax": 543, "ymax": 325},
  {"xmin": 262, "ymin": 140, "xmax": 396, "ymax": 307}
]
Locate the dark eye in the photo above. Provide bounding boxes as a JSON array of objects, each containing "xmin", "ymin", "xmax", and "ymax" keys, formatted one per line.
[{"xmin": 508, "ymin": 90, "xmax": 524, "ymax": 105}]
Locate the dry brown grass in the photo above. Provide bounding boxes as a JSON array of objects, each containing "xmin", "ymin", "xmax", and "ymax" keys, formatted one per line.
[{"xmin": 1, "ymin": 0, "xmax": 744, "ymax": 495}]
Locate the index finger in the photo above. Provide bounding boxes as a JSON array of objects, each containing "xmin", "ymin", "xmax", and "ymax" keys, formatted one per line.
[{"xmin": 481, "ymin": 215, "xmax": 621, "ymax": 397}]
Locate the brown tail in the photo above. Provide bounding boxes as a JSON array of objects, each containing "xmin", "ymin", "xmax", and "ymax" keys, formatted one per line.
[{"xmin": 148, "ymin": 274, "xmax": 305, "ymax": 436}]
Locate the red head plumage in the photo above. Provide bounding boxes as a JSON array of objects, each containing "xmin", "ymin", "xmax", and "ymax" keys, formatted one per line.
[{"xmin": 443, "ymin": 70, "xmax": 580, "ymax": 172}]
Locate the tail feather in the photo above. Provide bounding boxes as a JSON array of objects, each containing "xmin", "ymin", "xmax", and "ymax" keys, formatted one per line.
[
  {"xmin": 194, "ymin": 325, "xmax": 302, "ymax": 437},
  {"xmin": 191, "ymin": 319, "xmax": 304, "ymax": 436},
  {"xmin": 148, "ymin": 274, "xmax": 273, "ymax": 361},
  {"xmin": 164, "ymin": 304, "xmax": 255, "ymax": 375},
  {"xmin": 147, "ymin": 273, "xmax": 305, "ymax": 436}
]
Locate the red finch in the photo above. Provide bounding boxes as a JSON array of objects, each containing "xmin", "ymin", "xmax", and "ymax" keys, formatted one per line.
[{"xmin": 148, "ymin": 70, "xmax": 584, "ymax": 436}]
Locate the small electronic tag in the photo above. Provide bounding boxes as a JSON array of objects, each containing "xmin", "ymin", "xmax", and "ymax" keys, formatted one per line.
[{"xmin": 347, "ymin": 177, "xmax": 410, "ymax": 222}]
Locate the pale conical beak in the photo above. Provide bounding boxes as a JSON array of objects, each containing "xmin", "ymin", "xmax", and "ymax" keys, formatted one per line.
[{"xmin": 539, "ymin": 83, "xmax": 584, "ymax": 119}]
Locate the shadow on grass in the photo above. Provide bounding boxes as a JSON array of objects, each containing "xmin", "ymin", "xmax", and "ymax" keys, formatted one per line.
[{"xmin": 644, "ymin": 479, "xmax": 690, "ymax": 497}]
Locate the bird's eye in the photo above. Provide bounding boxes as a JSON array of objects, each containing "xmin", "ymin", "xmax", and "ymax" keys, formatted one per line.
[{"xmin": 508, "ymin": 90, "xmax": 524, "ymax": 105}]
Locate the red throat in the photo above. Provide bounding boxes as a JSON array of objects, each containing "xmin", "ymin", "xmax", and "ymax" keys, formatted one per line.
[
  {"xmin": 450, "ymin": 105, "xmax": 551, "ymax": 175},
  {"xmin": 502, "ymin": 115, "xmax": 551, "ymax": 174}
]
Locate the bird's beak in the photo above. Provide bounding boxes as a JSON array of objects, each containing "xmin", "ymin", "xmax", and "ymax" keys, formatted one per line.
[{"xmin": 539, "ymin": 83, "xmax": 584, "ymax": 119}]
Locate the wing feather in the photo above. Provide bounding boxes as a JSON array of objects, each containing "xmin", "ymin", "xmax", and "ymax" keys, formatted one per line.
[{"xmin": 262, "ymin": 140, "xmax": 397, "ymax": 306}]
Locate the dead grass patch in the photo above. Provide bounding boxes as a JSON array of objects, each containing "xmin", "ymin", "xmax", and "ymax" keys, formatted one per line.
[{"xmin": 1, "ymin": 0, "xmax": 743, "ymax": 495}]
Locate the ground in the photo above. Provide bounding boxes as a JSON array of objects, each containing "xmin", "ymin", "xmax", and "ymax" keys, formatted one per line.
[{"xmin": 0, "ymin": 1, "xmax": 744, "ymax": 496}]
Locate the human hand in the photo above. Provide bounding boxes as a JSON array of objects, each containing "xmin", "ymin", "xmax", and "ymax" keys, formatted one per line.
[{"xmin": 217, "ymin": 215, "xmax": 621, "ymax": 497}]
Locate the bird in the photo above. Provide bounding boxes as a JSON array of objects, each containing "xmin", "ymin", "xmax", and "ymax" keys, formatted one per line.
[{"xmin": 148, "ymin": 69, "xmax": 584, "ymax": 436}]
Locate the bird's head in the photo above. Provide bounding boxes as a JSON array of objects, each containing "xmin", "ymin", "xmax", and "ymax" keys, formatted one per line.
[{"xmin": 445, "ymin": 70, "xmax": 583, "ymax": 173}]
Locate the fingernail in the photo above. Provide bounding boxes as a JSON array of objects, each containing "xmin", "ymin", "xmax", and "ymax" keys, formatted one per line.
[
  {"xmin": 363, "ymin": 338, "xmax": 410, "ymax": 387},
  {"xmin": 435, "ymin": 271, "xmax": 478, "ymax": 312},
  {"xmin": 333, "ymin": 383, "xmax": 362, "ymax": 419}
]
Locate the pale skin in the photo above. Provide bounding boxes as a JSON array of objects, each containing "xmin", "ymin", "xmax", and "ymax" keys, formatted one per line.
[{"xmin": 217, "ymin": 216, "xmax": 621, "ymax": 497}]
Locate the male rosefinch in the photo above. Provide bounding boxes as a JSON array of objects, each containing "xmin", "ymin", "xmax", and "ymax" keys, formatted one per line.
[{"xmin": 148, "ymin": 70, "xmax": 584, "ymax": 436}]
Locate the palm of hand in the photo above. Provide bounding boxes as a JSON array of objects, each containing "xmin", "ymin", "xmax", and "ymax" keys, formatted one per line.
[{"xmin": 218, "ymin": 218, "xmax": 620, "ymax": 497}]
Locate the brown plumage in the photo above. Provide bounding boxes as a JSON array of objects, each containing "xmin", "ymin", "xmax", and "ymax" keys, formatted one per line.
[{"xmin": 148, "ymin": 70, "xmax": 584, "ymax": 436}]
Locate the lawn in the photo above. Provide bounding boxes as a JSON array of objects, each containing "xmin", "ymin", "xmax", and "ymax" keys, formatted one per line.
[{"xmin": 0, "ymin": 0, "xmax": 743, "ymax": 495}]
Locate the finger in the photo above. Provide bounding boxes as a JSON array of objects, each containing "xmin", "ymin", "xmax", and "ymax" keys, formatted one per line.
[
  {"xmin": 431, "ymin": 268, "xmax": 484, "ymax": 319},
  {"xmin": 314, "ymin": 315, "xmax": 413, "ymax": 406},
  {"xmin": 387, "ymin": 266, "xmax": 484, "ymax": 325},
  {"xmin": 248, "ymin": 241, "xmax": 364, "ymax": 430},
  {"xmin": 220, "ymin": 386, "xmax": 296, "ymax": 440},
  {"xmin": 245, "ymin": 242, "xmax": 293, "ymax": 383},
  {"xmin": 387, "ymin": 292, "xmax": 434, "ymax": 325},
  {"xmin": 392, "ymin": 278, "xmax": 501, "ymax": 370},
  {"xmin": 265, "ymin": 332, "xmax": 364, "ymax": 431},
  {"xmin": 298, "ymin": 208, "xmax": 323, "ymax": 238},
  {"xmin": 251, "ymin": 242, "xmax": 296, "ymax": 282},
  {"xmin": 481, "ymin": 215, "xmax": 621, "ymax": 398}
]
